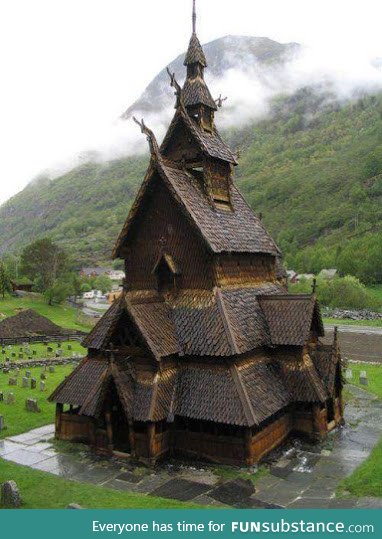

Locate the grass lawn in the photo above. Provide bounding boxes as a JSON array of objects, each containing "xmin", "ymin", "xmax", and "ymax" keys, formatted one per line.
[
  {"xmin": 0, "ymin": 364, "xmax": 72, "ymax": 438},
  {"xmin": 346, "ymin": 363, "xmax": 382, "ymax": 400},
  {"xmin": 338, "ymin": 438, "xmax": 382, "ymax": 498},
  {"xmin": 1, "ymin": 341, "xmax": 86, "ymax": 363},
  {"xmin": 337, "ymin": 363, "xmax": 382, "ymax": 498},
  {"xmin": 323, "ymin": 317, "xmax": 382, "ymax": 328},
  {"xmin": 0, "ymin": 294, "xmax": 93, "ymax": 332},
  {"xmin": 0, "ymin": 459, "xmax": 202, "ymax": 509}
]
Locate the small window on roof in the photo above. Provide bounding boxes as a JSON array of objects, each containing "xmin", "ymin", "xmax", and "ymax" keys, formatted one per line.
[{"xmin": 152, "ymin": 253, "xmax": 181, "ymax": 295}]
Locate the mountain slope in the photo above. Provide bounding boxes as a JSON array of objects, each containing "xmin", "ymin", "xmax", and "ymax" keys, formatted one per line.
[
  {"xmin": 122, "ymin": 35, "xmax": 299, "ymax": 118},
  {"xmin": 1, "ymin": 36, "xmax": 382, "ymax": 283},
  {"xmin": 1, "ymin": 88, "xmax": 382, "ymax": 282}
]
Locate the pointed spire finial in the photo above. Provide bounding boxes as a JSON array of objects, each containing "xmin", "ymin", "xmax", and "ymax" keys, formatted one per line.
[{"xmin": 192, "ymin": 0, "xmax": 196, "ymax": 33}]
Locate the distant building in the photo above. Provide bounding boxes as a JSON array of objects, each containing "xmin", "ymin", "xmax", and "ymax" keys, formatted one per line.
[
  {"xmin": 286, "ymin": 270, "xmax": 298, "ymax": 284},
  {"xmin": 80, "ymin": 267, "xmax": 111, "ymax": 278},
  {"xmin": 82, "ymin": 289, "xmax": 104, "ymax": 300},
  {"xmin": 106, "ymin": 289, "xmax": 123, "ymax": 304},
  {"xmin": 10, "ymin": 278, "xmax": 34, "ymax": 293},
  {"xmin": 319, "ymin": 269, "xmax": 338, "ymax": 280},
  {"xmin": 108, "ymin": 270, "xmax": 125, "ymax": 281},
  {"xmin": 297, "ymin": 273, "xmax": 315, "ymax": 282},
  {"xmin": 80, "ymin": 267, "xmax": 125, "ymax": 281}
]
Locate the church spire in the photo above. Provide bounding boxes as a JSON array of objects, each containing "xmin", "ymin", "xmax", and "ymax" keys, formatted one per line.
[{"xmin": 183, "ymin": 0, "xmax": 217, "ymax": 117}]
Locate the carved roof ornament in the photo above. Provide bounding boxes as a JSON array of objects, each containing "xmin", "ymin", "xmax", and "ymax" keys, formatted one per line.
[{"xmin": 132, "ymin": 117, "xmax": 160, "ymax": 159}]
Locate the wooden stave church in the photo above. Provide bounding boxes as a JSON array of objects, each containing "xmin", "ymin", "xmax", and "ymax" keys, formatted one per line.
[{"xmin": 49, "ymin": 4, "xmax": 344, "ymax": 466}]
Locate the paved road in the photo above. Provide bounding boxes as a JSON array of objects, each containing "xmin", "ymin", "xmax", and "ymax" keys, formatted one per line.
[{"xmin": 324, "ymin": 324, "xmax": 382, "ymax": 363}]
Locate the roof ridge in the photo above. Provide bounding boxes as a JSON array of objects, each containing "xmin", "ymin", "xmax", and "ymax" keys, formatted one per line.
[
  {"xmin": 48, "ymin": 356, "xmax": 91, "ymax": 402},
  {"xmin": 215, "ymin": 287, "xmax": 240, "ymax": 355},
  {"xmin": 229, "ymin": 362, "xmax": 259, "ymax": 426},
  {"xmin": 79, "ymin": 363, "xmax": 111, "ymax": 415}
]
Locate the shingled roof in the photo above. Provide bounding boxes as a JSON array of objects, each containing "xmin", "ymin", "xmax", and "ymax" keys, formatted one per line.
[
  {"xmin": 258, "ymin": 295, "xmax": 324, "ymax": 346},
  {"xmin": 82, "ymin": 295, "xmax": 125, "ymax": 350},
  {"xmin": 82, "ymin": 284, "xmax": 326, "ymax": 361},
  {"xmin": 113, "ymin": 159, "xmax": 278, "ymax": 259},
  {"xmin": 161, "ymin": 108, "xmax": 237, "ymax": 164},
  {"xmin": 184, "ymin": 32, "xmax": 207, "ymax": 67},
  {"xmin": 49, "ymin": 357, "xmax": 110, "ymax": 416},
  {"xmin": 51, "ymin": 348, "xmax": 332, "ymax": 427},
  {"xmin": 183, "ymin": 77, "xmax": 217, "ymax": 110}
]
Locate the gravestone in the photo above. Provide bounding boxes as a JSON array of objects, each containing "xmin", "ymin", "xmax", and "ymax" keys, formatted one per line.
[
  {"xmin": 25, "ymin": 398, "xmax": 40, "ymax": 413},
  {"xmin": 40, "ymin": 381, "xmax": 46, "ymax": 392},
  {"xmin": 359, "ymin": 371, "xmax": 368, "ymax": 386},
  {"xmin": 0, "ymin": 392, "xmax": 3, "ymax": 402},
  {"xmin": 67, "ymin": 344, "xmax": 72, "ymax": 351},
  {"xmin": 57, "ymin": 342, "xmax": 61, "ymax": 348},
  {"xmin": 0, "ymin": 415, "xmax": 4, "ymax": 431},
  {"xmin": 22, "ymin": 377, "xmax": 29, "ymax": 388},
  {"xmin": 47, "ymin": 347, "xmax": 53, "ymax": 353},
  {"xmin": 1, "ymin": 480, "xmax": 21, "ymax": 508},
  {"xmin": 40, "ymin": 373, "xmax": 47, "ymax": 380},
  {"xmin": 32, "ymin": 350, "xmax": 37, "ymax": 356},
  {"xmin": 345, "ymin": 369, "xmax": 353, "ymax": 380},
  {"xmin": 25, "ymin": 371, "xmax": 31, "ymax": 378},
  {"xmin": 31, "ymin": 378, "xmax": 37, "ymax": 390},
  {"xmin": 18, "ymin": 353, "xmax": 23, "ymax": 360},
  {"xmin": 6, "ymin": 393, "xmax": 15, "ymax": 405},
  {"xmin": 8, "ymin": 378, "xmax": 17, "ymax": 386},
  {"xmin": 49, "ymin": 366, "xmax": 55, "ymax": 373}
]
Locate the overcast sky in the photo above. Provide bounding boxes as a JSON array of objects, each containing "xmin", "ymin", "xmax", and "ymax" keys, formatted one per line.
[{"xmin": 1, "ymin": 0, "xmax": 382, "ymax": 204}]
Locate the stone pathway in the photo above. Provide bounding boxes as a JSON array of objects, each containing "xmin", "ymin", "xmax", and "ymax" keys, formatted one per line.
[{"xmin": 1, "ymin": 385, "xmax": 381, "ymax": 508}]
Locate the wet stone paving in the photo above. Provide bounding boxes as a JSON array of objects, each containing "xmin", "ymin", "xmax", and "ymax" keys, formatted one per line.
[{"xmin": 1, "ymin": 385, "xmax": 382, "ymax": 508}]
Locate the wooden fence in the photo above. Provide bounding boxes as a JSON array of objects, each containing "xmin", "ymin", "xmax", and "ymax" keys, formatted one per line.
[{"xmin": 0, "ymin": 332, "xmax": 86, "ymax": 347}]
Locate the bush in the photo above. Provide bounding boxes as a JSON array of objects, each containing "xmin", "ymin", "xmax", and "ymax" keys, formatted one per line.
[{"xmin": 290, "ymin": 275, "xmax": 380, "ymax": 310}]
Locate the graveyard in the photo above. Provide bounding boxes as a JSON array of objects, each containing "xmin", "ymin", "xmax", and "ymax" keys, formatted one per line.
[{"xmin": 1, "ymin": 341, "xmax": 86, "ymax": 364}]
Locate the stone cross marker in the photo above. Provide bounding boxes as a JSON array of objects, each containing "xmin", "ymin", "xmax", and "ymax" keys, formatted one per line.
[
  {"xmin": 25, "ymin": 398, "xmax": 40, "ymax": 413},
  {"xmin": 6, "ymin": 393, "xmax": 15, "ymax": 405},
  {"xmin": 1, "ymin": 480, "xmax": 21, "ymax": 508},
  {"xmin": 345, "ymin": 369, "xmax": 353, "ymax": 380},
  {"xmin": 359, "ymin": 371, "xmax": 368, "ymax": 386}
]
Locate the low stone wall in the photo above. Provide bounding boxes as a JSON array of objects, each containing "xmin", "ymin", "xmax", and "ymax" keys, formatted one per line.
[{"xmin": 1, "ymin": 357, "xmax": 84, "ymax": 372}]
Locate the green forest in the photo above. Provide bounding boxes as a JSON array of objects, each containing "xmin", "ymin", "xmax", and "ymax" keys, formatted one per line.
[{"xmin": 1, "ymin": 88, "xmax": 382, "ymax": 284}]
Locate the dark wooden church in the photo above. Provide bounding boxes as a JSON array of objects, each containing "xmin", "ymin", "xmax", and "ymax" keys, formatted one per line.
[{"xmin": 50, "ymin": 2, "xmax": 344, "ymax": 465}]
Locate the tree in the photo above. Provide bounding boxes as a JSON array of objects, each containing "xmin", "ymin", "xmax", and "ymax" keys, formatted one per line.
[
  {"xmin": 20, "ymin": 238, "xmax": 68, "ymax": 292},
  {"xmin": 44, "ymin": 280, "xmax": 73, "ymax": 306},
  {"xmin": 94, "ymin": 274, "xmax": 113, "ymax": 294},
  {"xmin": 0, "ymin": 260, "xmax": 11, "ymax": 299}
]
